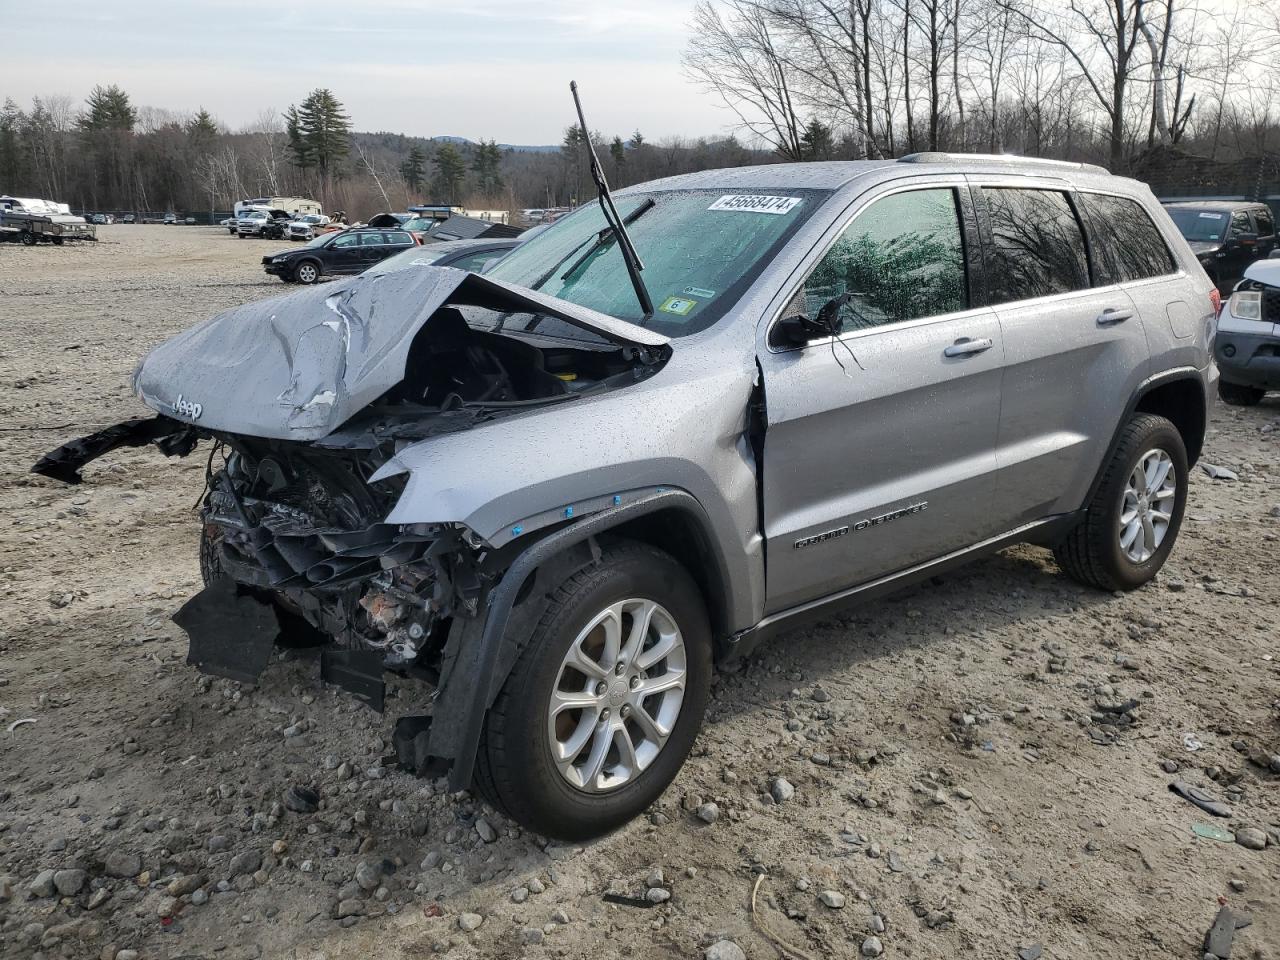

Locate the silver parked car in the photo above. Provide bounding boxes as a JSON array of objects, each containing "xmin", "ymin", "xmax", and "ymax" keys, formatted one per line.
[{"xmin": 34, "ymin": 154, "xmax": 1217, "ymax": 839}]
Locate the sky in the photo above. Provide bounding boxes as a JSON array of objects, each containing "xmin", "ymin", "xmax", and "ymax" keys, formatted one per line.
[{"xmin": 1, "ymin": 0, "xmax": 731, "ymax": 144}]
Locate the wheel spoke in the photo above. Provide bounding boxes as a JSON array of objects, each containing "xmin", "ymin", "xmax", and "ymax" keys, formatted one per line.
[
  {"xmin": 553, "ymin": 712, "xmax": 597, "ymax": 766},
  {"xmin": 636, "ymin": 630, "xmax": 679, "ymax": 671},
  {"xmin": 620, "ymin": 600, "xmax": 657, "ymax": 665},
  {"xmin": 637, "ymin": 669, "xmax": 685, "ymax": 699},
  {"xmin": 629, "ymin": 702, "xmax": 671, "ymax": 744},
  {"xmin": 612, "ymin": 726, "xmax": 639, "ymax": 777},
  {"xmin": 1147, "ymin": 456, "xmax": 1173, "ymax": 494},
  {"xmin": 564, "ymin": 642, "xmax": 608, "ymax": 682},
  {"xmin": 578, "ymin": 721, "xmax": 613, "ymax": 790},
  {"xmin": 1120, "ymin": 518, "xmax": 1142, "ymax": 550},
  {"xmin": 1141, "ymin": 515, "xmax": 1157, "ymax": 555},
  {"xmin": 550, "ymin": 687, "xmax": 599, "ymax": 715}
]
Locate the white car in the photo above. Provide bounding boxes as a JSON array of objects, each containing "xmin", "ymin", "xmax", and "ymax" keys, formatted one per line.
[
  {"xmin": 220, "ymin": 216, "xmax": 238, "ymax": 235},
  {"xmin": 286, "ymin": 214, "xmax": 331, "ymax": 241}
]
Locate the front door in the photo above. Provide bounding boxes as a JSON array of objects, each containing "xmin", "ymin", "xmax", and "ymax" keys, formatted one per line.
[
  {"xmin": 326, "ymin": 232, "xmax": 363, "ymax": 273},
  {"xmin": 759, "ymin": 184, "xmax": 1005, "ymax": 613}
]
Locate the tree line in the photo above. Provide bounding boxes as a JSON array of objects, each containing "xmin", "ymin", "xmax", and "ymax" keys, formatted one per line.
[
  {"xmin": 0, "ymin": 84, "xmax": 769, "ymax": 219},
  {"xmin": 684, "ymin": 0, "xmax": 1280, "ymax": 171},
  {"xmin": 3, "ymin": 0, "xmax": 1276, "ymax": 220}
]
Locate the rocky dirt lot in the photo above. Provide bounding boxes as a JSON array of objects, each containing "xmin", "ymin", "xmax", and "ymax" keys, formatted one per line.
[{"xmin": 1, "ymin": 225, "xmax": 1278, "ymax": 960}]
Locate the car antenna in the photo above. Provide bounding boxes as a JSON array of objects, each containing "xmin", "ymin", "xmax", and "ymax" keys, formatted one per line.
[{"xmin": 569, "ymin": 80, "xmax": 654, "ymax": 318}]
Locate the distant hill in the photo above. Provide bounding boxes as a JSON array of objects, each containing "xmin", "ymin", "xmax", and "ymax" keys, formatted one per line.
[{"xmin": 429, "ymin": 135, "xmax": 559, "ymax": 154}]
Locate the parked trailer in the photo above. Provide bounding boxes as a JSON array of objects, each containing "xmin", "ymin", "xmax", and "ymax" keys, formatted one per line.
[
  {"xmin": 0, "ymin": 198, "xmax": 96, "ymax": 244},
  {"xmin": 0, "ymin": 211, "xmax": 97, "ymax": 244}
]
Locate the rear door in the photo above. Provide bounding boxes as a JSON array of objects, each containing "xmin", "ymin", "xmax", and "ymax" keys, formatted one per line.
[
  {"xmin": 972, "ymin": 180, "xmax": 1152, "ymax": 529},
  {"xmin": 759, "ymin": 180, "xmax": 1006, "ymax": 613}
]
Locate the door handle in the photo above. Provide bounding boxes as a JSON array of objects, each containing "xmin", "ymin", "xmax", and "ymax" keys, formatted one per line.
[
  {"xmin": 943, "ymin": 336, "xmax": 994, "ymax": 358},
  {"xmin": 1096, "ymin": 308, "xmax": 1134, "ymax": 325}
]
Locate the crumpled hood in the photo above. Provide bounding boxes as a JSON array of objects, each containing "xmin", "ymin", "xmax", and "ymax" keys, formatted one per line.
[{"xmin": 133, "ymin": 266, "xmax": 669, "ymax": 441}]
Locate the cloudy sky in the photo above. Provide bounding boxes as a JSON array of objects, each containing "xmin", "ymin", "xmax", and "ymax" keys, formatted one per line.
[{"xmin": 3, "ymin": 0, "xmax": 729, "ymax": 144}]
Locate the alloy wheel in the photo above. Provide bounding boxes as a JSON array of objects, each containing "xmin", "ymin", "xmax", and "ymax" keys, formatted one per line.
[
  {"xmin": 1118, "ymin": 448, "xmax": 1176, "ymax": 563},
  {"xmin": 546, "ymin": 598, "xmax": 687, "ymax": 794}
]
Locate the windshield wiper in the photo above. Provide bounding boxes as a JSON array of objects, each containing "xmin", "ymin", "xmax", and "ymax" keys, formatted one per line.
[
  {"xmin": 569, "ymin": 81, "xmax": 654, "ymax": 318},
  {"xmin": 560, "ymin": 198, "xmax": 655, "ymax": 282}
]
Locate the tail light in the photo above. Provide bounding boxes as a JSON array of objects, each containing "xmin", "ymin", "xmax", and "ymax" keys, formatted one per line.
[{"xmin": 1209, "ymin": 288, "xmax": 1221, "ymax": 316}]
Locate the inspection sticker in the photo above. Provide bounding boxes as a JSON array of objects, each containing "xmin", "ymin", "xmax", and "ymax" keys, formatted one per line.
[
  {"xmin": 708, "ymin": 195, "xmax": 802, "ymax": 215},
  {"xmin": 659, "ymin": 296, "xmax": 698, "ymax": 316}
]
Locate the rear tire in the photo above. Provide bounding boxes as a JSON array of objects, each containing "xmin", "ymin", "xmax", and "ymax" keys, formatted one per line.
[
  {"xmin": 476, "ymin": 541, "xmax": 711, "ymax": 840},
  {"xmin": 1054, "ymin": 413, "xmax": 1188, "ymax": 591},
  {"xmin": 1218, "ymin": 381, "xmax": 1265, "ymax": 406}
]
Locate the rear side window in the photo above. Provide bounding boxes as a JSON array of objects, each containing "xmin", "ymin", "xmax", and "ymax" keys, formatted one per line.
[
  {"xmin": 1078, "ymin": 193, "xmax": 1176, "ymax": 284},
  {"xmin": 1254, "ymin": 207, "xmax": 1275, "ymax": 237},
  {"xmin": 386, "ymin": 231, "xmax": 414, "ymax": 246},
  {"xmin": 1230, "ymin": 210, "xmax": 1250, "ymax": 237},
  {"xmin": 803, "ymin": 187, "xmax": 968, "ymax": 333},
  {"xmin": 982, "ymin": 188, "xmax": 1089, "ymax": 303}
]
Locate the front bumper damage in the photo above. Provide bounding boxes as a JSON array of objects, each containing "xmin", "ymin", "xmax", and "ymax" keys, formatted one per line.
[{"xmin": 31, "ymin": 266, "xmax": 671, "ymax": 790}]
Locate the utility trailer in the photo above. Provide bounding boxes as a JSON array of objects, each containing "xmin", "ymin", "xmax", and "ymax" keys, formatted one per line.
[{"xmin": 0, "ymin": 197, "xmax": 97, "ymax": 244}]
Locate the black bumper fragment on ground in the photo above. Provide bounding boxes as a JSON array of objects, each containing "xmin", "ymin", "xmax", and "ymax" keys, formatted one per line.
[
  {"xmin": 31, "ymin": 416, "xmax": 198, "ymax": 484},
  {"xmin": 173, "ymin": 577, "xmax": 278, "ymax": 684}
]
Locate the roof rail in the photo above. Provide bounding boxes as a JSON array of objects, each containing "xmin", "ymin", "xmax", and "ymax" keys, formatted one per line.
[{"xmin": 898, "ymin": 152, "xmax": 1109, "ymax": 175}]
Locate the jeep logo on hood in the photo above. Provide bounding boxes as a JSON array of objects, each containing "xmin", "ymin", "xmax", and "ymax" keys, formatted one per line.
[{"xmin": 172, "ymin": 394, "xmax": 203, "ymax": 421}]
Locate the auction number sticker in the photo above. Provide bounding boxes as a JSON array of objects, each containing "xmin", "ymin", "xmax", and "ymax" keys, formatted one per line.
[
  {"xmin": 1198, "ymin": 212, "xmax": 1224, "ymax": 219},
  {"xmin": 708, "ymin": 195, "xmax": 802, "ymax": 215}
]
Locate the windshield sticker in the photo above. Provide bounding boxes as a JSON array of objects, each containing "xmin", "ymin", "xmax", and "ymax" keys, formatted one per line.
[
  {"xmin": 708, "ymin": 195, "xmax": 802, "ymax": 215},
  {"xmin": 659, "ymin": 296, "xmax": 698, "ymax": 316},
  {"xmin": 683, "ymin": 286, "xmax": 716, "ymax": 298},
  {"xmin": 1198, "ymin": 212, "xmax": 1225, "ymax": 219}
]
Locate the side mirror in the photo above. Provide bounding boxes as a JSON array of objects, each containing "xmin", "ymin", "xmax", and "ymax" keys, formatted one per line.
[
  {"xmin": 769, "ymin": 294, "xmax": 850, "ymax": 349},
  {"xmin": 1235, "ymin": 231, "xmax": 1258, "ymax": 247}
]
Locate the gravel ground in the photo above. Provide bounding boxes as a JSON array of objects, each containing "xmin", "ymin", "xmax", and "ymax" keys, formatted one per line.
[{"xmin": 1, "ymin": 225, "xmax": 1278, "ymax": 960}]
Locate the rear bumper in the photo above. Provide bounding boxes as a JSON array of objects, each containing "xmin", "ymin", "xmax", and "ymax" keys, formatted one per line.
[{"xmin": 1216, "ymin": 331, "xmax": 1280, "ymax": 388}]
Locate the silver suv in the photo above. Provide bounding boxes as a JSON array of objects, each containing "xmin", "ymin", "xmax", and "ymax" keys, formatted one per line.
[{"xmin": 36, "ymin": 154, "xmax": 1217, "ymax": 839}]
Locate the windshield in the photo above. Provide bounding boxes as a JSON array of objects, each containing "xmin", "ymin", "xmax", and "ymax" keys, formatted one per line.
[
  {"xmin": 484, "ymin": 188, "xmax": 829, "ymax": 336},
  {"xmin": 363, "ymin": 243, "xmax": 463, "ymax": 276},
  {"xmin": 1167, "ymin": 207, "xmax": 1229, "ymax": 243}
]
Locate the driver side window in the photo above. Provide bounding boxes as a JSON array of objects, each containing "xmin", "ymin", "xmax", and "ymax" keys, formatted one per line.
[{"xmin": 802, "ymin": 188, "xmax": 968, "ymax": 334}]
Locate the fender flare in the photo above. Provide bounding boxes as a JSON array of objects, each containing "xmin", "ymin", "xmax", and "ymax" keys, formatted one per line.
[
  {"xmin": 436, "ymin": 488, "xmax": 724, "ymax": 791},
  {"xmin": 1076, "ymin": 366, "xmax": 1206, "ymax": 514}
]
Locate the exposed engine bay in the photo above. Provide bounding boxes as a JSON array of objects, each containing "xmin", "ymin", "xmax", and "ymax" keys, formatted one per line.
[{"xmin": 32, "ymin": 269, "xmax": 671, "ymax": 775}]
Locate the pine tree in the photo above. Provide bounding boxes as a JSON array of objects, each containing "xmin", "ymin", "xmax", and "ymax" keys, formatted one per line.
[
  {"xmin": 400, "ymin": 146, "xmax": 426, "ymax": 194},
  {"xmin": 609, "ymin": 136, "xmax": 626, "ymax": 170},
  {"xmin": 628, "ymin": 129, "xmax": 645, "ymax": 149},
  {"xmin": 186, "ymin": 108, "xmax": 218, "ymax": 148},
  {"xmin": 431, "ymin": 143, "xmax": 466, "ymax": 201},
  {"xmin": 79, "ymin": 84, "xmax": 136, "ymax": 132},
  {"xmin": 0, "ymin": 99, "xmax": 23, "ymax": 187},
  {"xmin": 285, "ymin": 89, "xmax": 351, "ymax": 177},
  {"xmin": 799, "ymin": 120, "xmax": 834, "ymax": 161},
  {"xmin": 471, "ymin": 139, "xmax": 503, "ymax": 194}
]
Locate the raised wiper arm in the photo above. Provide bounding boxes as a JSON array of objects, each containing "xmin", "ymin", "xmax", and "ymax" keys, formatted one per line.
[
  {"xmin": 570, "ymin": 80, "xmax": 654, "ymax": 318},
  {"xmin": 560, "ymin": 198, "xmax": 655, "ymax": 282}
]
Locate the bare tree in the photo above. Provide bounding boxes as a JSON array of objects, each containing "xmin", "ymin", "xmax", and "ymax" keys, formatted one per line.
[{"xmin": 684, "ymin": 1, "xmax": 806, "ymax": 159}]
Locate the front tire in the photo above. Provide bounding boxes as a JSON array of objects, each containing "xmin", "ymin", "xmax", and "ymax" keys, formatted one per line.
[
  {"xmin": 1219, "ymin": 381, "xmax": 1265, "ymax": 406},
  {"xmin": 294, "ymin": 261, "xmax": 320, "ymax": 284},
  {"xmin": 1054, "ymin": 413, "xmax": 1188, "ymax": 591},
  {"xmin": 476, "ymin": 541, "xmax": 711, "ymax": 840}
]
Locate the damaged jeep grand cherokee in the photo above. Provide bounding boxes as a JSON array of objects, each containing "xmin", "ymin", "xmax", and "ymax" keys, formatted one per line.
[{"xmin": 35, "ymin": 154, "xmax": 1216, "ymax": 840}]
